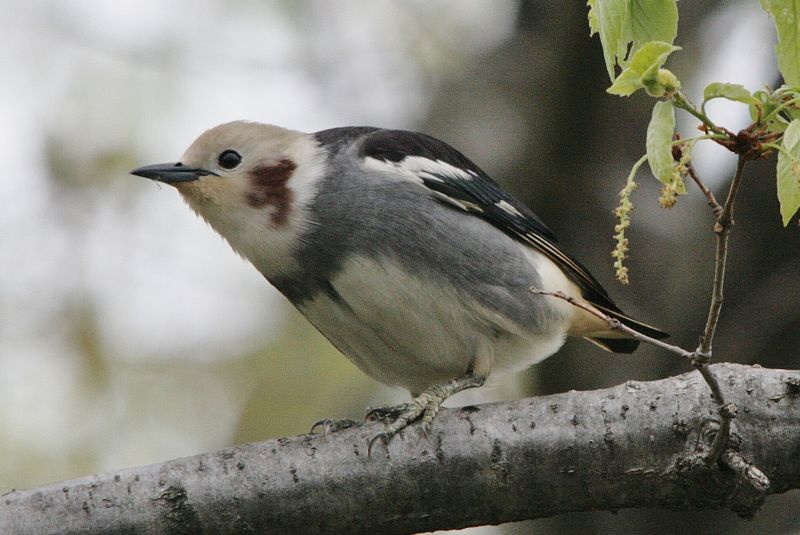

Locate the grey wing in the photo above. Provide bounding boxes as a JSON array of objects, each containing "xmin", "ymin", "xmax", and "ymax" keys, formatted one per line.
[{"xmin": 358, "ymin": 128, "xmax": 668, "ymax": 343}]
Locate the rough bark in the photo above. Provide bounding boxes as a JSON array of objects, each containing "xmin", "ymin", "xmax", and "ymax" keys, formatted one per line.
[{"xmin": 2, "ymin": 363, "xmax": 799, "ymax": 535}]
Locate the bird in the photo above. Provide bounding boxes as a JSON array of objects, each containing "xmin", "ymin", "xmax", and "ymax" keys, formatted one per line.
[{"xmin": 131, "ymin": 121, "xmax": 667, "ymax": 445}]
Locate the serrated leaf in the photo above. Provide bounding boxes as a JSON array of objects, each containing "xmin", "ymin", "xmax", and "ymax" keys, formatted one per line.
[
  {"xmin": 608, "ymin": 41, "xmax": 681, "ymax": 96},
  {"xmin": 776, "ymin": 119, "xmax": 800, "ymax": 225},
  {"xmin": 646, "ymin": 101, "xmax": 676, "ymax": 183},
  {"xmin": 761, "ymin": 0, "xmax": 800, "ymax": 87},
  {"xmin": 703, "ymin": 82, "xmax": 759, "ymax": 105}
]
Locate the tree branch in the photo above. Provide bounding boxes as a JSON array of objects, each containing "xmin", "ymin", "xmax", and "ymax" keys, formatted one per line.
[{"xmin": 2, "ymin": 363, "xmax": 798, "ymax": 534}]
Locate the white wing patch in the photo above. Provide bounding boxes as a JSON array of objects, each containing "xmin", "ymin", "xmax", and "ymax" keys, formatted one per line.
[
  {"xmin": 364, "ymin": 156, "xmax": 424, "ymax": 184},
  {"xmin": 364, "ymin": 155, "xmax": 476, "ymax": 184},
  {"xmin": 364, "ymin": 155, "xmax": 482, "ymax": 213},
  {"xmin": 398, "ymin": 155, "xmax": 477, "ymax": 181}
]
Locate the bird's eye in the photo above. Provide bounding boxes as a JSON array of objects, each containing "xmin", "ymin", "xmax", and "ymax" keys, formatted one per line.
[{"xmin": 218, "ymin": 150, "xmax": 242, "ymax": 170}]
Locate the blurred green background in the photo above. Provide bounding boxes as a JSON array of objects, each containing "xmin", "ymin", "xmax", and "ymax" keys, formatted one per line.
[{"xmin": 1, "ymin": 1, "xmax": 798, "ymax": 533}]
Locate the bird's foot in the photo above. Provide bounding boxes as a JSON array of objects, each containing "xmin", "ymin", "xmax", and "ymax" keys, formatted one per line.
[
  {"xmin": 309, "ymin": 418, "xmax": 358, "ymax": 441},
  {"xmin": 366, "ymin": 372, "xmax": 485, "ymax": 457}
]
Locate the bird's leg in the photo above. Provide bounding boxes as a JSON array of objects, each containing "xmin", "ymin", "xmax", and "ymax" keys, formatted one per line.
[{"xmin": 367, "ymin": 371, "xmax": 485, "ymax": 455}]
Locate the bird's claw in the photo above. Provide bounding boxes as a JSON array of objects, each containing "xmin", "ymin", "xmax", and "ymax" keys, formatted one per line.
[
  {"xmin": 421, "ymin": 420, "xmax": 433, "ymax": 439},
  {"xmin": 367, "ymin": 431, "xmax": 392, "ymax": 459},
  {"xmin": 309, "ymin": 418, "xmax": 331, "ymax": 435},
  {"xmin": 365, "ymin": 402, "xmax": 427, "ymax": 457},
  {"xmin": 309, "ymin": 418, "xmax": 357, "ymax": 441}
]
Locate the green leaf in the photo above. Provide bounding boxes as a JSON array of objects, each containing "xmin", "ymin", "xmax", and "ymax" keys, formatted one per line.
[
  {"xmin": 589, "ymin": 0, "xmax": 630, "ymax": 81},
  {"xmin": 703, "ymin": 82, "xmax": 759, "ymax": 105},
  {"xmin": 704, "ymin": 83, "xmax": 762, "ymax": 120},
  {"xmin": 761, "ymin": 0, "xmax": 800, "ymax": 87},
  {"xmin": 588, "ymin": 0, "xmax": 678, "ymax": 82},
  {"xmin": 607, "ymin": 41, "xmax": 681, "ymax": 96},
  {"xmin": 646, "ymin": 101, "xmax": 676, "ymax": 183},
  {"xmin": 629, "ymin": 0, "xmax": 678, "ymax": 50},
  {"xmin": 777, "ymin": 119, "xmax": 800, "ymax": 225}
]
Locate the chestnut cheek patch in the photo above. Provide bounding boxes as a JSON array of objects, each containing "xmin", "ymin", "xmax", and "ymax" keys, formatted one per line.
[{"xmin": 246, "ymin": 159, "xmax": 297, "ymax": 226}]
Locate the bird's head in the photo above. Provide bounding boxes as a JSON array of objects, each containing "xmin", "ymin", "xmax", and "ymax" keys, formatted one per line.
[{"xmin": 131, "ymin": 121, "xmax": 325, "ymax": 275}]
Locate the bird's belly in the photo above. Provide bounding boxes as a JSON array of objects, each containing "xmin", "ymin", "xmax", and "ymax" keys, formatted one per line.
[{"xmin": 295, "ymin": 254, "xmax": 569, "ymax": 393}]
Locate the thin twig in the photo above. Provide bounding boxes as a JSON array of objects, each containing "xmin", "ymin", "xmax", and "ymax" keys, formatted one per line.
[
  {"xmin": 685, "ymin": 161, "xmax": 722, "ymax": 216},
  {"xmin": 529, "ymin": 288, "xmax": 694, "ymax": 360},
  {"xmin": 694, "ymin": 364, "xmax": 725, "ymax": 404},
  {"xmin": 698, "ymin": 156, "xmax": 746, "ymax": 356},
  {"xmin": 719, "ymin": 157, "xmax": 748, "ymax": 223},
  {"xmin": 699, "ymin": 231, "xmax": 728, "ymax": 357}
]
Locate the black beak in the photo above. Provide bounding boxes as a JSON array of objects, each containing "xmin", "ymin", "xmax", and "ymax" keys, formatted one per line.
[{"xmin": 130, "ymin": 162, "xmax": 218, "ymax": 183}]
